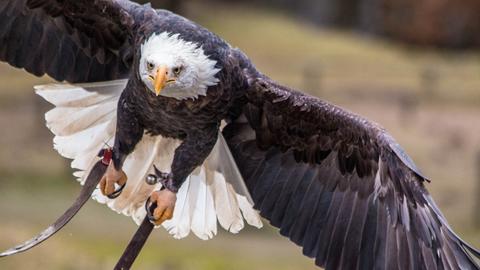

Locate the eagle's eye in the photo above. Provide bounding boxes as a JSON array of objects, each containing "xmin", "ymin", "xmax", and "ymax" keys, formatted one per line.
[
  {"xmin": 173, "ymin": 66, "xmax": 183, "ymax": 76},
  {"xmin": 146, "ymin": 61, "xmax": 155, "ymax": 71}
]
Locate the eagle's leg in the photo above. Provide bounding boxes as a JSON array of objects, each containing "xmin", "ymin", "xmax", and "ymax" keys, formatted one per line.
[
  {"xmin": 147, "ymin": 126, "xmax": 219, "ymax": 224},
  {"xmin": 101, "ymin": 89, "xmax": 144, "ymax": 198}
]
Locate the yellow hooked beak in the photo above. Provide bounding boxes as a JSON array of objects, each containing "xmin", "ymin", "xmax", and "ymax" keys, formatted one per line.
[{"xmin": 154, "ymin": 66, "xmax": 168, "ymax": 96}]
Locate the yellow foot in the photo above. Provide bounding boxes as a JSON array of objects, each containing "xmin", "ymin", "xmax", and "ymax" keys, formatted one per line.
[
  {"xmin": 99, "ymin": 162, "xmax": 127, "ymax": 199},
  {"xmin": 147, "ymin": 189, "xmax": 177, "ymax": 225}
]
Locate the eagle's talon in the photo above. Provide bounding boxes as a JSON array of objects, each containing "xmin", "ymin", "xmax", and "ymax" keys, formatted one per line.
[
  {"xmin": 145, "ymin": 189, "xmax": 177, "ymax": 226},
  {"xmin": 100, "ymin": 162, "xmax": 128, "ymax": 198}
]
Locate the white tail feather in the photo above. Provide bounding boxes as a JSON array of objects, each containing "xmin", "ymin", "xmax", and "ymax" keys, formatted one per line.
[
  {"xmin": 237, "ymin": 195, "xmax": 263, "ymax": 228},
  {"xmin": 210, "ymin": 170, "xmax": 244, "ymax": 233},
  {"xmin": 190, "ymin": 168, "xmax": 217, "ymax": 240},
  {"xmin": 162, "ymin": 177, "xmax": 192, "ymax": 239},
  {"xmin": 205, "ymin": 134, "xmax": 253, "ymax": 204},
  {"xmin": 36, "ymin": 80, "xmax": 262, "ymax": 240}
]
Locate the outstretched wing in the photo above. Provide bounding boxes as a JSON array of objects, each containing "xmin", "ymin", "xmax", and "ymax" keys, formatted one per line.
[
  {"xmin": 0, "ymin": 0, "xmax": 147, "ymax": 82},
  {"xmin": 223, "ymin": 76, "xmax": 480, "ymax": 269}
]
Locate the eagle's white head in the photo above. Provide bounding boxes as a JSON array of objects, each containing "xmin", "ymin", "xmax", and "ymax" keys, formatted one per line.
[{"xmin": 139, "ymin": 32, "xmax": 221, "ymax": 100}]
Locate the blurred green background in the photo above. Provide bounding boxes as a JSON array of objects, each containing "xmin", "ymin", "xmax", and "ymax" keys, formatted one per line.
[{"xmin": 1, "ymin": 1, "xmax": 480, "ymax": 269}]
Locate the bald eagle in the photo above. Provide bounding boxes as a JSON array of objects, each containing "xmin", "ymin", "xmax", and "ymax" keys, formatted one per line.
[{"xmin": 0, "ymin": 0, "xmax": 479, "ymax": 269}]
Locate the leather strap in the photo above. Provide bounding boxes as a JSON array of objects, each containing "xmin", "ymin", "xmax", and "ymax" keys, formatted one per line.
[{"xmin": 114, "ymin": 213, "xmax": 155, "ymax": 270}]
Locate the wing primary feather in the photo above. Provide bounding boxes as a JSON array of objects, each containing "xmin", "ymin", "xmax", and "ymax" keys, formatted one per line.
[
  {"xmin": 301, "ymin": 187, "xmax": 332, "ymax": 258},
  {"xmin": 440, "ymin": 237, "xmax": 459, "ymax": 270},
  {"xmin": 421, "ymin": 243, "xmax": 439, "ymax": 270},
  {"xmin": 258, "ymin": 164, "xmax": 289, "ymax": 220},
  {"xmin": 324, "ymin": 190, "xmax": 356, "ymax": 270},
  {"xmin": 314, "ymin": 190, "xmax": 345, "ymax": 266},
  {"xmin": 405, "ymin": 229, "xmax": 423, "ymax": 270},
  {"xmin": 357, "ymin": 196, "xmax": 379, "ymax": 270},
  {"xmin": 12, "ymin": 13, "xmax": 33, "ymax": 68},
  {"xmin": 396, "ymin": 227, "xmax": 412, "ymax": 270},
  {"xmin": 233, "ymin": 141, "xmax": 266, "ymax": 180},
  {"xmin": 385, "ymin": 223, "xmax": 400, "ymax": 270},
  {"xmin": 287, "ymin": 168, "xmax": 321, "ymax": 245},
  {"xmin": 251, "ymin": 150, "xmax": 282, "ymax": 206},
  {"xmin": 270, "ymin": 165, "xmax": 308, "ymax": 227},
  {"xmin": 338, "ymin": 193, "xmax": 369, "ymax": 270},
  {"xmin": 374, "ymin": 200, "xmax": 388, "ymax": 270},
  {"xmin": 279, "ymin": 168, "xmax": 317, "ymax": 237},
  {"xmin": 5, "ymin": 15, "xmax": 26, "ymax": 67}
]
